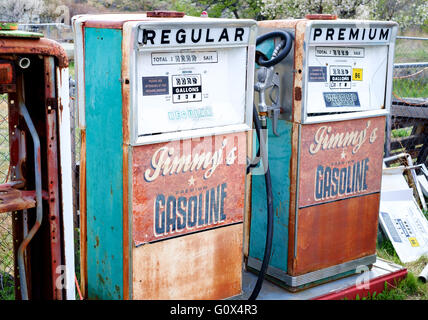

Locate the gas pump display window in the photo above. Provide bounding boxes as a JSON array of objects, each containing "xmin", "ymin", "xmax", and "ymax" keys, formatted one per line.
[
  {"xmin": 306, "ymin": 44, "xmax": 388, "ymax": 113},
  {"xmin": 135, "ymin": 35, "xmax": 250, "ymax": 137},
  {"xmin": 304, "ymin": 24, "xmax": 395, "ymax": 116}
]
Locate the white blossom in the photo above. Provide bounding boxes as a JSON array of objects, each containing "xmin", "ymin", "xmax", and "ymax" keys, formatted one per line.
[
  {"xmin": 0, "ymin": 0, "xmax": 45, "ymax": 23},
  {"xmin": 259, "ymin": 0, "xmax": 426, "ymax": 28}
]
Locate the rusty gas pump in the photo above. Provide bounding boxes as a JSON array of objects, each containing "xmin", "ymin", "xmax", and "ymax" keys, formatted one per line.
[
  {"xmin": 0, "ymin": 23, "xmax": 75, "ymax": 300},
  {"xmin": 246, "ymin": 15, "xmax": 398, "ymax": 292}
]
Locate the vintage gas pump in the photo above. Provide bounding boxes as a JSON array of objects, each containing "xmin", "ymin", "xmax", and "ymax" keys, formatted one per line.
[
  {"xmin": 246, "ymin": 15, "xmax": 398, "ymax": 291},
  {"xmin": 0, "ymin": 24, "xmax": 75, "ymax": 299},
  {"xmin": 73, "ymin": 12, "xmax": 257, "ymax": 299}
]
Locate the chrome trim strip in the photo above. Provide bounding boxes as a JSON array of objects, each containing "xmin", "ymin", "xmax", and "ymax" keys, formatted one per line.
[{"xmin": 247, "ymin": 254, "xmax": 377, "ymax": 287}]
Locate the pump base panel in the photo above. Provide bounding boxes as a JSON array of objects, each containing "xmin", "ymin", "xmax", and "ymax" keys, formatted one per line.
[
  {"xmin": 247, "ymin": 254, "xmax": 376, "ymax": 292},
  {"xmin": 132, "ymin": 223, "xmax": 243, "ymax": 300}
]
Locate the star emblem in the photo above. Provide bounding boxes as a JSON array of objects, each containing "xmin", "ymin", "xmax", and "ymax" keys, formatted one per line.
[
  {"xmin": 341, "ymin": 149, "xmax": 346, "ymax": 159},
  {"xmin": 188, "ymin": 175, "xmax": 195, "ymax": 186}
]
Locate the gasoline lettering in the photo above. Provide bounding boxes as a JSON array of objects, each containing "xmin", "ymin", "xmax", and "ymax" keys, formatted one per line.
[
  {"xmin": 314, "ymin": 158, "xmax": 369, "ymax": 201},
  {"xmin": 154, "ymin": 183, "xmax": 228, "ymax": 236}
]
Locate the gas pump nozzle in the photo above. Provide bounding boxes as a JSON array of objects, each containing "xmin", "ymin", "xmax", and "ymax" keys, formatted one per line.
[
  {"xmin": 254, "ymin": 33, "xmax": 292, "ymax": 137},
  {"xmin": 254, "ymin": 66, "xmax": 281, "ymax": 136}
]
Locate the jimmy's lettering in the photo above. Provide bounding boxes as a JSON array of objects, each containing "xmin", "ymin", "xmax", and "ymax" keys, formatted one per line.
[
  {"xmin": 154, "ymin": 183, "xmax": 228, "ymax": 237},
  {"xmin": 314, "ymin": 158, "xmax": 369, "ymax": 201},
  {"xmin": 312, "ymin": 27, "xmax": 391, "ymax": 42},
  {"xmin": 309, "ymin": 121, "xmax": 372, "ymax": 155},
  {"xmin": 144, "ymin": 139, "xmax": 231, "ymax": 182},
  {"xmin": 140, "ymin": 27, "xmax": 246, "ymax": 46}
]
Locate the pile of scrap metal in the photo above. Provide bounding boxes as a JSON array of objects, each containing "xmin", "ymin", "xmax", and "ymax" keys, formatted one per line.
[{"xmin": 379, "ymin": 153, "xmax": 428, "ymax": 280}]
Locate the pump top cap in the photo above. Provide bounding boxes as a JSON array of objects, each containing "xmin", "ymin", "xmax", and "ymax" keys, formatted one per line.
[
  {"xmin": 305, "ymin": 14, "xmax": 337, "ymax": 20},
  {"xmin": 146, "ymin": 11, "xmax": 185, "ymax": 18}
]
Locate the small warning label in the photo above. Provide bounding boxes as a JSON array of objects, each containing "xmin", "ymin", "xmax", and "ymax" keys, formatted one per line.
[
  {"xmin": 142, "ymin": 76, "xmax": 169, "ymax": 96},
  {"xmin": 308, "ymin": 66, "xmax": 327, "ymax": 82}
]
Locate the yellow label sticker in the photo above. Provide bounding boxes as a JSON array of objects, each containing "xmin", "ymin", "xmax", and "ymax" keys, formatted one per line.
[
  {"xmin": 409, "ymin": 237, "xmax": 420, "ymax": 247},
  {"xmin": 352, "ymin": 68, "xmax": 363, "ymax": 81}
]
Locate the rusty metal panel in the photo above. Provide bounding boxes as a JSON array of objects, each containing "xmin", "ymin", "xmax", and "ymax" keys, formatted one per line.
[
  {"xmin": 132, "ymin": 223, "xmax": 243, "ymax": 300},
  {"xmin": 0, "ymin": 38, "xmax": 68, "ymax": 68},
  {"xmin": 0, "ymin": 188, "xmax": 35, "ymax": 212},
  {"xmin": 132, "ymin": 132, "xmax": 247, "ymax": 245},
  {"xmin": 78, "ymin": 130, "xmax": 87, "ymax": 298},
  {"xmin": 121, "ymin": 22, "xmax": 133, "ymax": 300},
  {"xmin": 288, "ymin": 122, "xmax": 301, "ymax": 267},
  {"xmin": 0, "ymin": 60, "xmax": 15, "ymax": 93},
  {"xmin": 44, "ymin": 56, "xmax": 63, "ymax": 300},
  {"xmin": 298, "ymin": 116, "xmax": 385, "ymax": 208},
  {"xmin": 292, "ymin": 21, "xmax": 307, "ymax": 123},
  {"xmin": 257, "ymin": 19, "xmax": 302, "ymax": 30},
  {"xmin": 291, "ymin": 193, "xmax": 380, "ymax": 276}
]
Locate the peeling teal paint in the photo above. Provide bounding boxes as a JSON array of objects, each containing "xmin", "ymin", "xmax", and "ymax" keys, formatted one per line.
[
  {"xmin": 85, "ymin": 27, "xmax": 124, "ymax": 300},
  {"xmin": 249, "ymin": 118, "xmax": 292, "ymax": 272}
]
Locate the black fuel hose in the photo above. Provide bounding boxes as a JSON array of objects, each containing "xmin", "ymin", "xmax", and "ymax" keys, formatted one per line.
[
  {"xmin": 248, "ymin": 105, "xmax": 274, "ymax": 301},
  {"xmin": 247, "ymin": 30, "xmax": 292, "ymax": 300},
  {"xmin": 256, "ymin": 31, "xmax": 292, "ymax": 67}
]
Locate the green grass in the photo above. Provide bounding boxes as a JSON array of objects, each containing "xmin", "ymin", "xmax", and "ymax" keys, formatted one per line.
[
  {"xmin": 392, "ymin": 31, "xmax": 428, "ymax": 100},
  {"xmin": 0, "ymin": 271, "xmax": 14, "ymax": 300},
  {"xmin": 391, "ymin": 127, "xmax": 412, "ymax": 138},
  {"xmin": 393, "ymin": 78, "xmax": 428, "ymax": 99},
  {"xmin": 69, "ymin": 60, "xmax": 75, "ymax": 79},
  {"xmin": 353, "ymin": 272, "xmax": 427, "ymax": 300},
  {"xmin": 394, "ymin": 36, "xmax": 428, "ymax": 64},
  {"xmin": 366, "ymin": 237, "xmax": 428, "ymax": 300}
]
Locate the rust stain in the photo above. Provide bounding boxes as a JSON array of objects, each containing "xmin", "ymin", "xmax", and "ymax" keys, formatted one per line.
[
  {"xmin": 258, "ymin": 19, "xmax": 303, "ymax": 29},
  {"xmin": 287, "ymin": 123, "xmax": 299, "ymax": 274},
  {"xmin": 132, "ymin": 224, "xmax": 243, "ymax": 300},
  {"xmin": 0, "ymin": 188, "xmax": 36, "ymax": 212},
  {"xmin": 45, "ymin": 56, "xmax": 63, "ymax": 300},
  {"xmin": 79, "ymin": 130, "xmax": 88, "ymax": 298},
  {"xmin": 97, "ymin": 273, "xmax": 105, "ymax": 285},
  {"xmin": 147, "ymin": 11, "xmax": 185, "ymax": 18},
  {"xmin": 290, "ymin": 193, "xmax": 379, "ymax": 276},
  {"xmin": 243, "ymin": 130, "xmax": 253, "ymax": 258},
  {"xmin": 294, "ymin": 87, "xmax": 302, "ymax": 101},
  {"xmin": 121, "ymin": 24, "xmax": 132, "ymax": 300},
  {"xmin": 293, "ymin": 20, "xmax": 307, "ymax": 123}
]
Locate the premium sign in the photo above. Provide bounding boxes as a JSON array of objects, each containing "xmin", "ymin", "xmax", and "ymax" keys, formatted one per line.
[
  {"xmin": 132, "ymin": 132, "xmax": 246, "ymax": 245},
  {"xmin": 310, "ymin": 27, "xmax": 391, "ymax": 43},
  {"xmin": 298, "ymin": 117, "xmax": 385, "ymax": 207}
]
